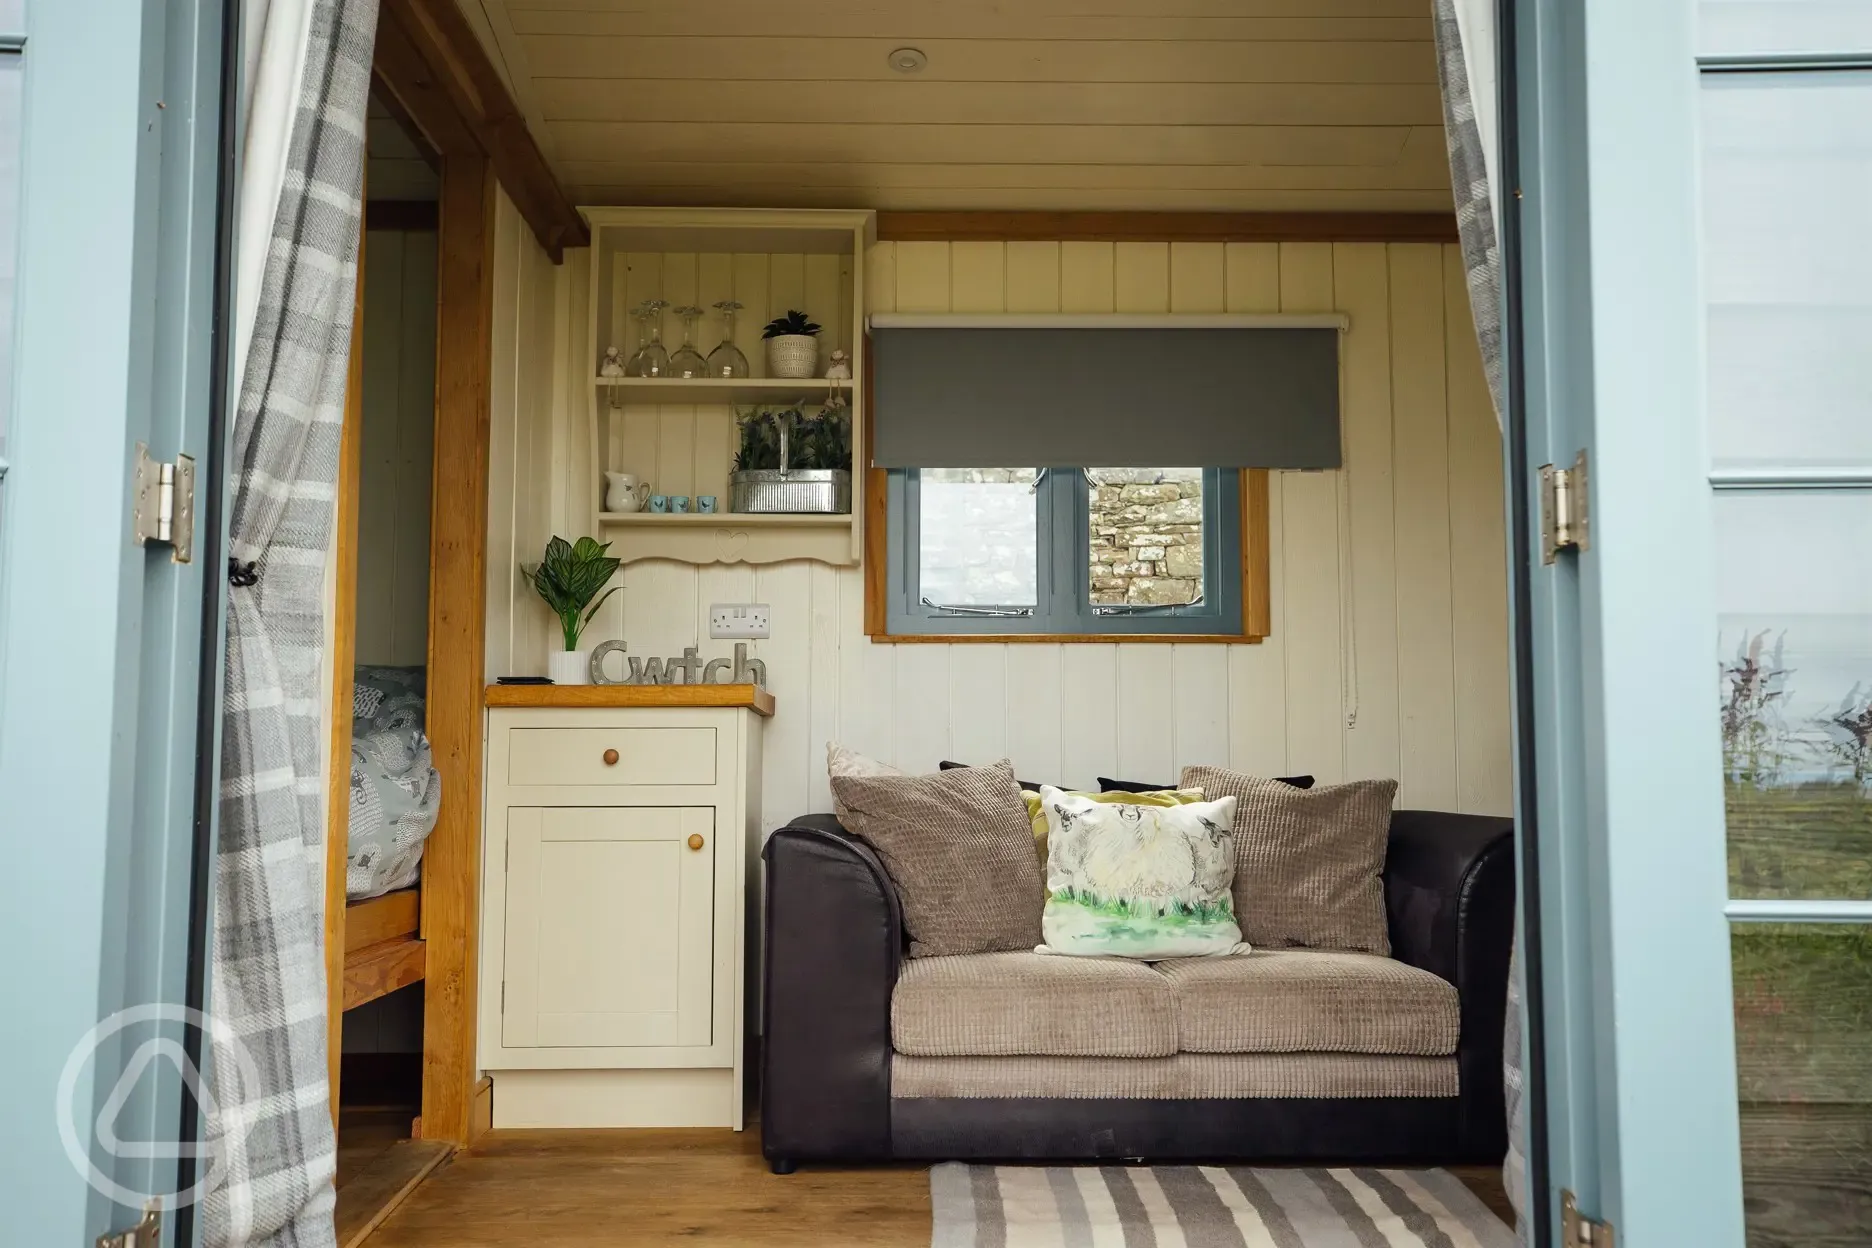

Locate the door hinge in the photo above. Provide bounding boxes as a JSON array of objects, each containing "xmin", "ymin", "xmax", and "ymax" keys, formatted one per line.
[
  {"xmin": 132, "ymin": 443, "xmax": 196, "ymax": 564},
  {"xmin": 1539, "ymin": 449, "xmax": 1589, "ymax": 565},
  {"xmin": 1561, "ymin": 1190, "xmax": 1614, "ymax": 1248},
  {"xmin": 98, "ymin": 1202, "xmax": 161, "ymax": 1248}
]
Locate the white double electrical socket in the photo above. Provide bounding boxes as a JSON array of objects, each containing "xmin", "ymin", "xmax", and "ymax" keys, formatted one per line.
[{"xmin": 708, "ymin": 603, "xmax": 771, "ymax": 639}]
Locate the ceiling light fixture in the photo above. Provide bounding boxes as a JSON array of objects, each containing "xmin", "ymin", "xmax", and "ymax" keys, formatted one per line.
[{"xmin": 888, "ymin": 46, "xmax": 928, "ymax": 73}]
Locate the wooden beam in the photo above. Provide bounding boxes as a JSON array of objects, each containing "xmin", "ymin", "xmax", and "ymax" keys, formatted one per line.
[
  {"xmin": 344, "ymin": 937, "xmax": 427, "ymax": 1011},
  {"xmin": 876, "ymin": 211, "xmax": 1459, "ymax": 244},
  {"xmin": 345, "ymin": 888, "xmax": 421, "ymax": 954},
  {"xmin": 419, "ymin": 153, "xmax": 496, "ymax": 1147},
  {"xmin": 376, "ymin": 0, "xmax": 587, "ymax": 261},
  {"xmin": 371, "ymin": 19, "xmax": 478, "ymax": 160},
  {"xmin": 366, "ymin": 199, "xmax": 440, "ymax": 232},
  {"xmin": 325, "ymin": 222, "xmax": 367, "ymax": 1128}
]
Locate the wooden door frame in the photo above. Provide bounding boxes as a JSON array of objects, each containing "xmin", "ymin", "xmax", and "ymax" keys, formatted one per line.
[{"xmin": 368, "ymin": 0, "xmax": 576, "ymax": 1146}]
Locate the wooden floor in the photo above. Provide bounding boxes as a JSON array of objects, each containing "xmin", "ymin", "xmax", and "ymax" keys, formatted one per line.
[{"xmin": 362, "ymin": 1126, "xmax": 1513, "ymax": 1246}]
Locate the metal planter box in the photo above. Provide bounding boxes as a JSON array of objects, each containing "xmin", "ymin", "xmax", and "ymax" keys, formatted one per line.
[{"xmin": 730, "ymin": 469, "xmax": 851, "ymax": 515}]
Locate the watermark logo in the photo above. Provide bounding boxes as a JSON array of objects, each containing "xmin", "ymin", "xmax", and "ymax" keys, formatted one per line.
[{"xmin": 57, "ymin": 1004, "xmax": 261, "ymax": 1210}]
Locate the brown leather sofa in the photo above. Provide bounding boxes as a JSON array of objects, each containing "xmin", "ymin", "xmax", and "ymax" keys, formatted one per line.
[{"xmin": 760, "ymin": 809, "xmax": 1515, "ymax": 1174}]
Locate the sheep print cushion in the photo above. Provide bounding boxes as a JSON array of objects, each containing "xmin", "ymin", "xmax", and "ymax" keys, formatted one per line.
[{"xmin": 1035, "ymin": 785, "xmax": 1246, "ymax": 959}]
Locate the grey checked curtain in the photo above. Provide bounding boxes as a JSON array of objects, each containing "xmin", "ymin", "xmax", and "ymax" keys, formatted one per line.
[
  {"xmin": 1431, "ymin": 1, "xmax": 1523, "ymax": 1242},
  {"xmin": 204, "ymin": 0, "xmax": 378, "ymax": 1243}
]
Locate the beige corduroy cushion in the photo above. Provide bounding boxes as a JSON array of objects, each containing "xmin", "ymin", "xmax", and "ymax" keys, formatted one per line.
[
  {"xmin": 889, "ymin": 1052, "xmax": 1459, "ymax": 1100},
  {"xmin": 1158, "ymin": 950, "xmax": 1457, "ymax": 1055},
  {"xmin": 1182, "ymin": 768, "xmax": 1397, "ymax": 954},
  {"xmin": 891, "ymin": 952, "xmax": 1177, "ymax": 1058},
  {"xmin": 831, "ymin": 760, "xmax": 1043, "ymax": 957}
]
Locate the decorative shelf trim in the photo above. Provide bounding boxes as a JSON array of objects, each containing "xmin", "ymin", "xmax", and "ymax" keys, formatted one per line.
[{"xmin": 867, "ymin": 312, "xmax": 1349, "ymax": 332}]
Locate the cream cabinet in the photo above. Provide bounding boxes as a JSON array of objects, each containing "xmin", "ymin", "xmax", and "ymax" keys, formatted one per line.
[{"xmin": 479, "ymin": 688, "xmax": 768, "ymax": 1129}]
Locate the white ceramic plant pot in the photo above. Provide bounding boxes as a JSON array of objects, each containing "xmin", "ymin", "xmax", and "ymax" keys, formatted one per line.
[
  {"xmin": 766, "ymin": 334, "xmax": 819, "ymax": 379},
  {"xmin": 548, "ymin": 648, "xmax": 591, "ymax": 685}
]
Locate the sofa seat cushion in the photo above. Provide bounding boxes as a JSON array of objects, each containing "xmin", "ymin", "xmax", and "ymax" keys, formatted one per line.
[
  {"xmin": 892, "ymin": 952, "xmax": 1177, "ymax": 1058},
  {"xmin": 1160, "ymin": 950, "xmax": 1459, "ymax": 1056},
  {"xmin": 891, "ymin": 1053, "xmax": 1459, "ymax": 1099}
]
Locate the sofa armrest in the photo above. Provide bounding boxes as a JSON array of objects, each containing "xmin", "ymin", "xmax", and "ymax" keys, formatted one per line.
[
  {"xmin": 1383, "ymin": 809, "xmax": 1516, "ymax": 1160},
  {"xmin": 761, "ymin": 815, "xmax": 903, "ymax": 1164}
]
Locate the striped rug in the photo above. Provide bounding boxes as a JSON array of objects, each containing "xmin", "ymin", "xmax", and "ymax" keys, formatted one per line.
[{"xmin": 930, "ymin": 1163, "xmax": 1513, "ymax": 1247}]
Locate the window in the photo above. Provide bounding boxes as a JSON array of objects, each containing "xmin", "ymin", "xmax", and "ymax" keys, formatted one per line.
[{"xmin": 884, "ymin": 466, "xmax": 1255, "ymax": 638}]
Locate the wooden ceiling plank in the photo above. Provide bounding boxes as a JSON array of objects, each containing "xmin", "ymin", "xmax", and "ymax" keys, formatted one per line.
[
  {"xmin": 552, "ymin": 160, "xmax": 1452, "ymax": 194},
  {"xmin": 873, "ymin": 210, "xmax": 1458, "ymax": 244},
  {"xmin": 545, "ymin": 121, "xmax": 1418, "ymax": 168},
  {"xmin": 567, "ymin": 186, "xmax": 1456, "ymax": 214},
  {"xmin": 498, "ymin": 0, "xmax": 1433, "ymax": 16},
  {"xmin": 507, "ymin": 11, "xmax": 1434, "ymax": 41},
  {"xmin": 517, "ymin": 35, "xmax": 1438, "ymax": 85},
  {"xmin": 530, "ymin": 79, "xmax": 1447, "ymax": 128}
]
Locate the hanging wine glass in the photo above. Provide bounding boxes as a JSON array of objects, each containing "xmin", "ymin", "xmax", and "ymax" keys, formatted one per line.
[
  {"xmin": 625, "ymin": 300, "xmax": 669, "ymax": 378},
  {"xmin": 705, "ymin": 300, "xmax": 751, "ymax": 379},
  {"xmin": 669, "ymin": 305, "xmax": 710, "ymax": 379}
]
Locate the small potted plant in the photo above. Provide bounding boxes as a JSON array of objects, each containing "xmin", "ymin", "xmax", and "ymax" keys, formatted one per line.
[
  {"xmin": 523, "ymin": 535, "xmax": 622, "ymax": 684},
  {"xmin": 761, "ymin": 309, "xmax": 821, "ymax": 379}
]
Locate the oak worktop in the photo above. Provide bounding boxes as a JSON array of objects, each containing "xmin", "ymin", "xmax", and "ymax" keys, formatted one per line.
[{"xmin": 484, "ymin": 683, "xmax": 775, "ymax": 716}]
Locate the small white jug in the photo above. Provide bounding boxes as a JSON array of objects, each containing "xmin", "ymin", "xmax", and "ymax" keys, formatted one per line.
[{"xmin": 604, "ymin": 472, "xmax": 651, "ymax": 513}]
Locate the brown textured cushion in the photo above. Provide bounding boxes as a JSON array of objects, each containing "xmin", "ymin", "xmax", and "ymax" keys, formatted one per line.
[
  {"xmin": 891, "ymin": 952, "xmax": 1176, "ymax": 1058},
  {"xmin": 1181, "ymin": 768, "xmax": 1397, "ymax": 954},
  {"xmin": 1159, "ymin": 950, "xmax": 1458, "ymax": 1056},
  {"xmin": 890, "ymin": 1053, "xmax": 1458, "ymax": 1099},
  {"xmin": 831, "ymin": 760, "xmax": 1044, "ymax": 957}
]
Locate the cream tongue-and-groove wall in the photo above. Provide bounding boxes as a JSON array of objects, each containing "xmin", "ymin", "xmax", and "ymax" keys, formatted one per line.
[{"xmin": 487, "ymin": 201, "xmax": 1512, "ymax": 831}]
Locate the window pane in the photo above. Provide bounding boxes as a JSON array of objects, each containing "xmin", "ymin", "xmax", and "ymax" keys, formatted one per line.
[
  {"xmin": 1732, "ymin": 924, "xmax": 1872, "ymax": 1244},
  {"xmin": 1702, "ymin": 72, "xmax": 1872, "ymax": 470},
  {"xmin": 1718, "ymin": 492, "xmax": 1872, "ymax": 900},
  {"xmin": 1088, "ymin": 469, "xmax": 1204, "ymax": 607},
  {"xmin": 1699, "ymin": 1, "xmax": 1872, "ymax": 59},
  {"xmin": 919, "ymin": 468, "xmax": 1037, "ymax": 607}
]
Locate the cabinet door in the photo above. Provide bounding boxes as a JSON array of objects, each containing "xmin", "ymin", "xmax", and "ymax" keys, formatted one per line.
[{"xmin": 503, "ymin": 806, "xmax": 715, "ymax": 1049}]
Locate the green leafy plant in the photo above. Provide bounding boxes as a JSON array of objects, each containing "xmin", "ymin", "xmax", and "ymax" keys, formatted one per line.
[
  {"xmin": 523, "ymin": 536, "xmax": 622, "ymax": 651},
  {"xmin": 793, "ymin": 409, "xmax": 851, "ymax": 472},
  {"xmin": 733, "ymin": 410, "xmax": 786, "ymax": 471},
  {"xmin": 761, "ymin": 309, "xmax": 821, "ymax": 339}
]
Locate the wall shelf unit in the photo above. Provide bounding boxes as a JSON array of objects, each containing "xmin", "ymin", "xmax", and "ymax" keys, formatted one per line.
[{"xmin": 584, "ymin": 207, "xmax": 875, "ymax": 567}]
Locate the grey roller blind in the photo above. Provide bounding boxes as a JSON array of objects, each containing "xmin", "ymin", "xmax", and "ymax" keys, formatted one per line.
[{"xmin": 871, "ymin": 318, "xmax": 1342, "ymax": 469}]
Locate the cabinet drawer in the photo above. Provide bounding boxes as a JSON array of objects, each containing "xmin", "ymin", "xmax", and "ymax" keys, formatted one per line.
[{"xmin": 507, "ymin": 727, "xmax": 716, "ymax": 787}]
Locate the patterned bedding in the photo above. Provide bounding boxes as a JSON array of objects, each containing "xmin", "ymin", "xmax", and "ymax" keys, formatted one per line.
[{"xmin": 347, "ymin": 665, "xmax": 441, "ymax": 900}]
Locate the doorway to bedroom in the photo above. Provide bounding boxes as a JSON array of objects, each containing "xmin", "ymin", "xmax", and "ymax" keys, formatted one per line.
[{"xmin": 328, "ymin": 84, "xmax": 447, "ymax": 1230}]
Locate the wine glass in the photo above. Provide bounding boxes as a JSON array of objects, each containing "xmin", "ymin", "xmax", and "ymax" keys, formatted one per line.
[
  {"xmin": 669, "ymin": 305, "xmax": 709, "ymax": 379},
  {"xmin": 705, "ymin": 301, "xmax": 751, "ymax": 379},
  {"xmin": 625, "ymin": 300, "xmax": 669, "ymax": 378}
]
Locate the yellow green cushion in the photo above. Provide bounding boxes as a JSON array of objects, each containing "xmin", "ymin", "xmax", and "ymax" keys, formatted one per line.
[{"xmin": 1021, "ymin": 787, "xmax": 1206, "ymax": 866}]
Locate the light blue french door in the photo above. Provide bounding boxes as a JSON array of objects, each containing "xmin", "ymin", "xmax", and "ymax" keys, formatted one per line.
[
  {"xmin": 1516, "ymin": 2, "xmax": 1872, "ymax": 1245},
  {"xmin": 0, "ymin": 0, "xmax": 230, "ymax": 1244},
  {"xmin": 1510, "ymin": 0, "xmax": 1746, "ymax": 1244}
]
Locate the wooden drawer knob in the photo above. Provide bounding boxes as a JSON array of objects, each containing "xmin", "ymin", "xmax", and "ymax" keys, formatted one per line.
[
  {"xmin": 602, "ymin": 748, "xmax": 619, "ymax": 766},
  {"xmin": 687, "ymin": 833, "xmax": 706, "ymax": 852}
]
